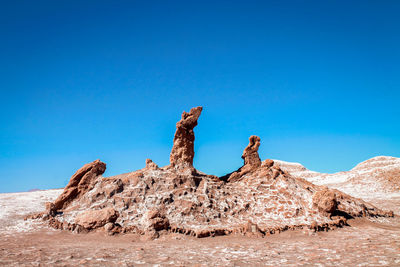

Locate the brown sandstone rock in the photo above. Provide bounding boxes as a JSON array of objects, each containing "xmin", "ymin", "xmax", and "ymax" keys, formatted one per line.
[
  {"xmin": 146, "ymin": 210, "xmax": 170, "ymax": 231},
  {"xmin": 45, "ymin": 202, "xmax": 56, "ymax": 217},
  {"xmin": 53, "ymin": 160, "xmax": 106, "ymax": 211},
  {"xmin": 104, "ymin": 222, "xmax": 116, "ymax": 235},
  {"xmin": 262, "ymin": 159, "xmax": 274, "ymax": 168},
  {"xmin": 169, "ymin": 106, "xmax": 202, "ymax": 168},
  {"xmin": 242, "ymin": 135, "xmax": 261, "ymax": 168},
  {"xmin": 224, "ymin": 135, "xmax": 264, "ymax": 182},
  {"xmin": 145, "ymin": 159, "xmax": 159, "ymax": 170},
  {"xmin": 332, "ymin": 189, "xmax": 394, "ymax": 217},
  {"xmin": 75, "ymin": 207, "xmax": 119, "ymax": 229},
  {"xmin": 313, "ymin": 188, "xmax": 337, "ymax": 214},
  {"xmin": 30, "ymin": 106, "xmax": 394, "ymax": 239}
]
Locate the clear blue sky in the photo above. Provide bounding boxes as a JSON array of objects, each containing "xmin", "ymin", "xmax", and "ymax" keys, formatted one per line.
[{"xmin": 1, "ymin": 1, "xmax": 399, "ymax": 193}]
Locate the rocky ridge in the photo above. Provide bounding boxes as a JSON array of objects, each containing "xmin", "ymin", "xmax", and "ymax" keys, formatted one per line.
[
  {"xmin": 275, "ymin": 157, "xmax": 400, "ymax": 200},
  {"xmin": 27, "ymin": 107, "xmax": 394, "ymax": 238}
]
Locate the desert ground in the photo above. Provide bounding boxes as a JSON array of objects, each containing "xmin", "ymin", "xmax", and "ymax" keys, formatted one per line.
[{"xmin": 1, "ymin": 181, "xmax": 399, "ymax": 266}]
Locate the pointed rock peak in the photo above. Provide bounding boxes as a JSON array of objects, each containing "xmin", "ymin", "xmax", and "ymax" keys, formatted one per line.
[
  {"xmin": 178, "ymin": 106, "xmax": 203, "ymax": 130},
  {"xmin": 242, "ymin": 135, "xmax": 261, "ymax": 168},
  {"xmin": 170, "ymin": 106, "xmax": 203, "ymax": 168},
  {"xmin": 145, "ymin": 158, "xmax": 159, "ymax": 170},
  {"xmin": 221, "ymin": 135, "xmax": 263, "ymax": 182}
]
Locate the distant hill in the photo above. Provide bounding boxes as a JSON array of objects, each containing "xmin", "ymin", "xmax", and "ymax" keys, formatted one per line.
[{"xmin": 275, "ymin": 156, "xmax": 400, "ymax": 213}]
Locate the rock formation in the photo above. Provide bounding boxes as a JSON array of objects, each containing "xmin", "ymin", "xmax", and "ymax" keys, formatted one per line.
[
  {"xmin": 169, "ymin": 106, "xmax": 202, "ymax": 168},
  {"xmin": 75, "ymin": 207, "xmax": 119, "ymax": 230},
  {"xmin": 27, "ymin": 106, "xmax": 394, "ymax": 238},
  {"xmin": 222, "ymin": 135, "xmax": 263, "ymax": 182},
  {"xmin": 242, "ymin": 135, "xmax": 261, "ymax": 167},
  {"xmin": 275, "ymin": 156, "xmax": 400, "ymax": 214},
  {"xmin": 52, "ymin": 159, "xmax": 106, "ymax": 211},
  {"xmin": 145, "ymin": 159, "xmax": 159, "ymax": 170},
  {"xmin": 312, "ymin": 188, "xmax": 337, "ymax": 214}
]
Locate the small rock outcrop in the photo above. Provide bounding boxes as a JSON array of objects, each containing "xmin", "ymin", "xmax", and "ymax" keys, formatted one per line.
[
  {"xmin": 223, "ymin": 135, "xmax": 264, "ymax": 182},
  {"xmin": 145, "ymin": 159, "xmax": 159, "ymax": 170},
  {"xmin": 146, "ymin": 210, "xmax": 170, "ymax": 232},
  {"xmin": 52, "ymin": 159, "xmax": 106, "ymax": 211},
  {"xmin": 169, "ymin": 106, "xmax": 202, "ymax": 168},
  {"xmin": 242, "ymin": 135, "xmax": 261, "ymax": 167},
  {"xmin": 312, "ymin": 188, "xmax": 337, "ymax": 214},
  {"xmin": 75, "ymin": 207, "xmax": 119, "ymax": 230}
]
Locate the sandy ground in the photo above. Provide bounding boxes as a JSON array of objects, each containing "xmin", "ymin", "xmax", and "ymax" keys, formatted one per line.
[
  {"xmin": 1, "ymin": 190, "xmax": 400, "ymax": 266},
  {"xmin": 1, "ymin": 218, "xmax": 400, "ymax": 266}
]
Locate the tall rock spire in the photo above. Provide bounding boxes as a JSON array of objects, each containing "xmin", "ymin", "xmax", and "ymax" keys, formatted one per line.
[
  {"xmin": 221, "ymin": 135, "xmax": 262, "ymax": 182},
  {"xmin": 242, "ymin": 135, "xmax": 261, "ymax": 168},
  {"xmin": 169, "ymin": 106, "xmax": 203, "ymax": 168}
]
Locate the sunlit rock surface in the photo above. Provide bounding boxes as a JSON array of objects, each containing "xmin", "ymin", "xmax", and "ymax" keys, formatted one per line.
[{"xmin": 25, "ymin": 107, "xmax": 393, "ymax": 238}]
